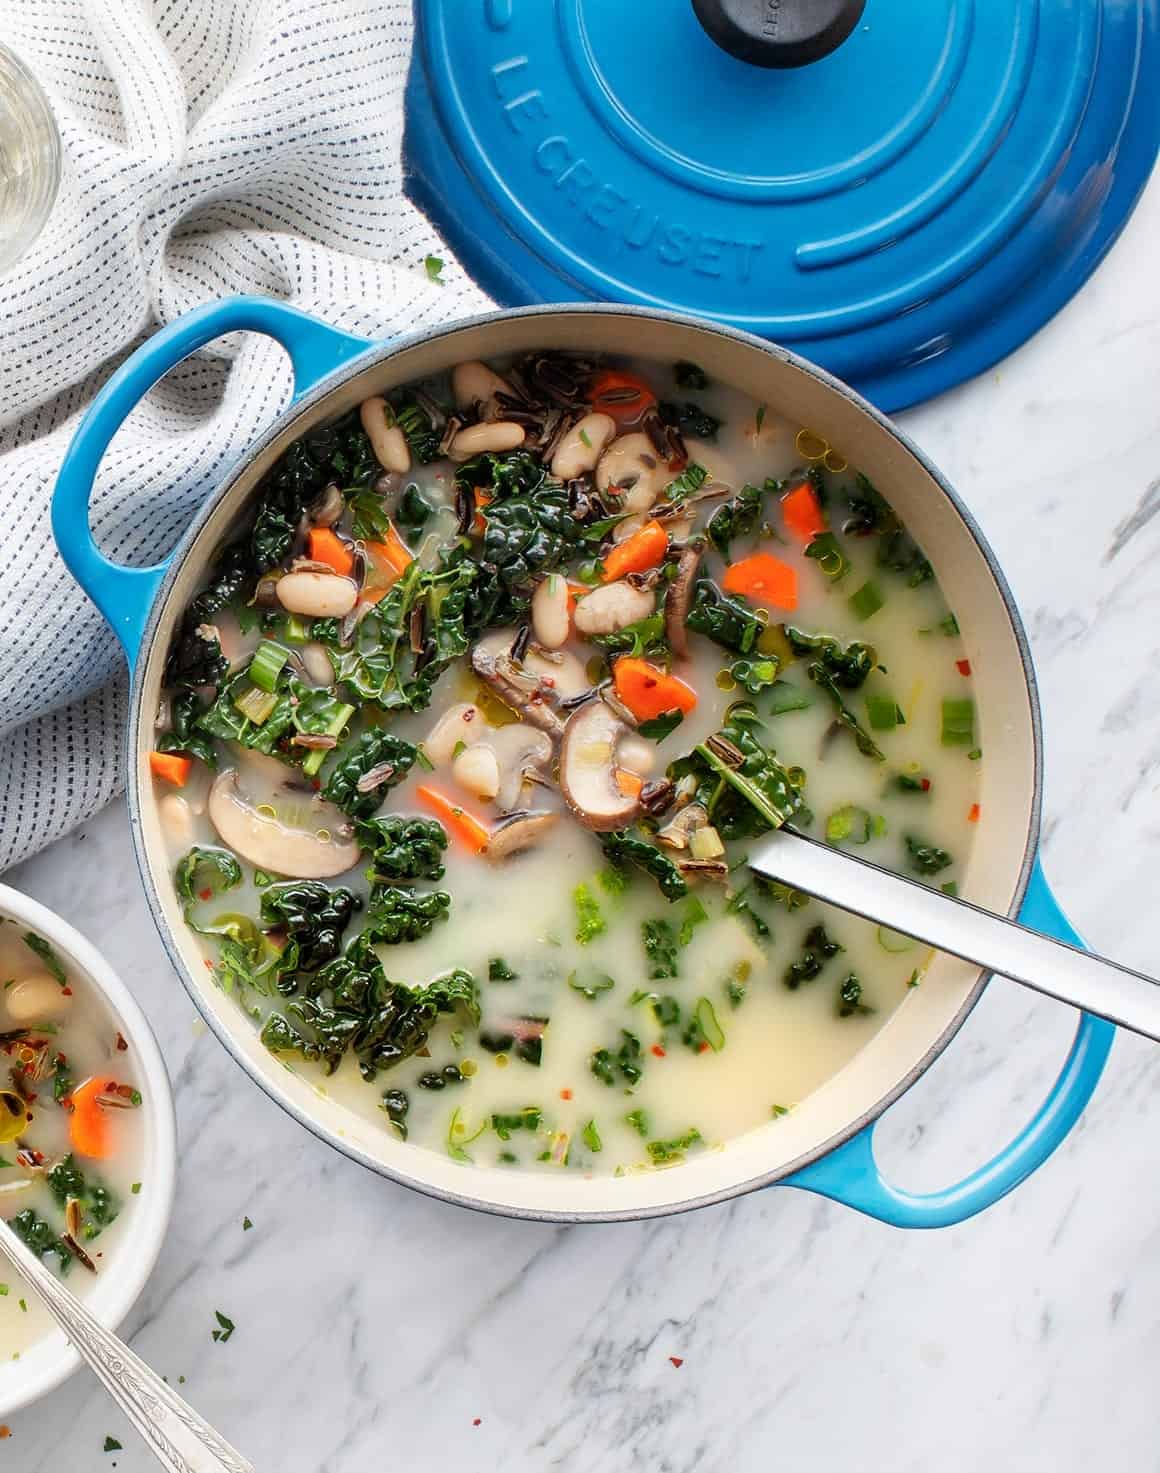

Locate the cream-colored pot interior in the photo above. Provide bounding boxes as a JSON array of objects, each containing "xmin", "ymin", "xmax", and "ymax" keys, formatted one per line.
[{"xmin": 130, "ymin": 308, "xmax": 1039, "ymax": 1221}]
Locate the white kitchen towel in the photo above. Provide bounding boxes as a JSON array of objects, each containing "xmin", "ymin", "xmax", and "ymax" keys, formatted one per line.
[{"xmin": 0, "ymin": 0, "xmax": 491, "ymax": 870}]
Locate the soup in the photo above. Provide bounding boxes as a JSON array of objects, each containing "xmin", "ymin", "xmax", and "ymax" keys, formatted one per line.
[
  {"xmin": 151, "ymin": 353, "xmax": 980, "ymax": 1174},
  {"xmin": 0, "ymin": 922, "xmax": 144, "ymax": 1359}
]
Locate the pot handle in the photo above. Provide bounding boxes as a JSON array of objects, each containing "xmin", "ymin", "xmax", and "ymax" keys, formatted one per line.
[
  {"xmin": 52, "ymin": 296, "xmax": 375, "ymax": 659},
  {"xmin": 782, "ymin": 858, "xmax": 1114, "ymax": 1227}
]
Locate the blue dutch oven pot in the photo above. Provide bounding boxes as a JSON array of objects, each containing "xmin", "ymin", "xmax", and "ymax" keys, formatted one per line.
[{"xmin": 51, "ymin": 297, "xmax": 1114, "ymax": 1227}]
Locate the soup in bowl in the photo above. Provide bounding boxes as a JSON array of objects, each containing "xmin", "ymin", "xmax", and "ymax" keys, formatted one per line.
[
  {"xmin": 0, "ymin": 885, "xmax": 175, "ymax": 1416},
  {"xmin": 130, "ymin": 311, "xmax": 1035, "ymax": 1221}
]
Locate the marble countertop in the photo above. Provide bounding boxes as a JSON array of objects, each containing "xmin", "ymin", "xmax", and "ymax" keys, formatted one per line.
[{"xmin": 6, "ymin": 176, "xmax": 1160, "ymax": 1472}]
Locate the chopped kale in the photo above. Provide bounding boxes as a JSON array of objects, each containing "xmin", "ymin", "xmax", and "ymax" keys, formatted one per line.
[
  {"xmin": 642, "ymin": 917, "xmax": 679, "ymax": 980},
  {"xmin": 45, "ymin": 1155, "xmax": 119, "ymax": 1240},
  {"xmin": 9, "ymin": 1208, "xmax": 73, "ymax": 1274},
  {"xmin": 359, "ymin": 887, "xmax": 451, "ymax": 946},
  {"xmin": 174, "ymin": 847, "xmax": 243, "ymax": 906},
  {"xmin": 591, "ymin": 1029, "xmax": 644, "ymax": 1088},
  {"xmin": 155, "ymin": 690, "xmax": 217, "ymax": 768},
  {"xmin": 686, "ymin": 580, "xmax": 763, "ymax": 654},
  {"xmin": 837, "ymin": 974, "xmax": 874, "ymax": 1018},
  {"xmin": 904, "ymin": 836, "xmax": 953, "ymax": 875},
  {"xmin": 574, "ymin": 883, "xmax": 607, "ymax": 944},
  {"xmin": 706, "ymin": 482, "xmax": 764, "ymax": 559},
  {"xmin": 785, "ymin": 923, "xmax": 844, "ymax": 989},
  {"xmin": 599, "ymin": 831, "xmax": 688, "ymax": 901},
  {"xmin": 259, "ymin": 882, "xmax": 361, "ymax": 972},
  {"xmin": 322, "ymin": 728, "xmax": 419, "ymax": 820},
  {"xmin": 359, "ymin": 815, "xmax": 449, "ymax": 883}
]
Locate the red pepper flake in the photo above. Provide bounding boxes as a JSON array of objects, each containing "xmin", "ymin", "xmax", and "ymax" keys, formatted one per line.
[
  {"xmin": 204, "ymin": 959, "xmax": 214, "ymax": 970},
  {"xmin": 669, "ymin": 1357, "xmax": 684, "ymax": 1369},
  {"xmin": 921, "ymin": 778, "xmax": 931, "ymax": 792},
  {"xmin": 559, "ymin": 1088, "xmax": 573, "ymax": 1101},
  {"xmin": 956, "ymin": 659, "xmax": 971, "ymax": 677},
  {"xmin": 968, "ymin": 803, "xmax": 981, "ymax": 823},
  {"xmin": 698, "ymin": 1042, "xmax": 710, "ymax": 1053},
  {"xmin": 651, "ymin": 1044, "xmax": 666, "ymax": 1058},
  {"xmin": 61, "ymin": 987, "xmax": 73, "ymax": 997},
  {"xmin": 115, "ymin": 1033, "xmax": 128, "ymax": 1052},
  {"xmin": 311, "ymin": 778, "xmax": 322, "ymax": 791},
  {"xmin": 198, "ymin": 888, "xmax": 213, "ymax": 902},
  {"xmin": 472, "ymin": 1418, "xmax": 482, "ymax": 1428}
]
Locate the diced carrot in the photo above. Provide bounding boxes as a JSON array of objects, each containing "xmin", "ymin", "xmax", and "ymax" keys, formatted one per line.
[
  {"xmin": 589, "ymin": 369, "xmax": 657, "ymax": 425},
  {"xmin": 473, "ymin": 492, "xmax": 492, "ymax": 535},
  {"xmin": 721, "ymin": 552, "xmax": 798, "ymax": 610},
  {"xmin": 566, "ymin": 580, "xmax": 588, "ymax": 613},
  {"xmin": 600, "ymin": 519, "xmax": 668, "ymax": 583},
  {"xmin": 417, "ymin": 785, "xmax": 491, "ymax": 854},
  {"xmin": 968, "ymin": 803, "xmax": 981, "ymax": 823},
  {"xmin": 362, "ymin": 520, "xmax": 414, "ymax": 604},
  {"xmin": 149, "ymin": 751, "xmax": 191, "ymax": 787},
  {"xmin": 67, "ymin": 1075, "xmax": 114, "ymax": 1159},
  {"xmin": 780, "ymin": 481, "xmax": 826, "ymax": 542},
  {"xmin": 613, "ymin": 658, "xmax": 698, "ymax": 723},
  {"xmin": 614, "ymin": 767, "xmax": 645, "ymax": 799},
  {"xmin": 307, "ymin": 527, "xmax": 354, "ymax": 577}
]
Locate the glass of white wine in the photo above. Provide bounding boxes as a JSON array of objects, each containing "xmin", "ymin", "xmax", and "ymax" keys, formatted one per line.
[{"xmin": 0, "ymin": 42, "xmax": 61, "ymax": 275}]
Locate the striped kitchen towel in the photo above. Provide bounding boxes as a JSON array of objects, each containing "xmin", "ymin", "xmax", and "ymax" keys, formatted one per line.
[{"xmin": 0, "ymin": 0, "xmax": 490, "ymax": 869}]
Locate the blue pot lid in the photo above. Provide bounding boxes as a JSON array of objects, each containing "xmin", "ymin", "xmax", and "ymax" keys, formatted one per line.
[{"xmin": 405, "ymin": 0, "xmax": 1159, "ymax": 411}]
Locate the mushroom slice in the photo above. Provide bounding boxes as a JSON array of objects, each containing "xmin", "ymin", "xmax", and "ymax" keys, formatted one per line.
[
  {"xmin": 489, "ymin": 723, "xmax": 555, "ymax": 812},
  {"xmin": 207, "ymin": 770, "xmax": 359, "ymax": 879},
  {"xmin": 558, "ymin": 700, "xmax": 645, "ymax": 831},
  {"xmin": 486, "ymin": 809, "xmax": 560, "ymax": 861},
  {"xmin": 664, "ymin": 541, "xmax": 703, "ymax": 659},
  {"xmin": 471, "ymin": 629, "xmax": 565, "ymax": 738},
  {"xmin": 523, "ymin": 645, "xmax": 591, "ymax": 701}
]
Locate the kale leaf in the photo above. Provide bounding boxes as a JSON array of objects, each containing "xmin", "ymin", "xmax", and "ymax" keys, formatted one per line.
[
  {"xmin": 590, "ymin": 1029, "xmax": 644, "ymax": 1088},
  {"xmin": 785, "ymin": 923, "xmax": 843, "ymax": 989},
  {"xmin": 642, "ymin": 917, "xmax": 679, "ymax": 979},
  {"xmin": 686, "ymin": 581, "xmax": 763, "ymax": 654},
  {"xmin": 359, "ymin": 886, "xmax": 451, "ymax": 945},
  {"xmin": 45, "ymin": 1155, "xmax": 119, "ymax": 1240},
  {"xmin": 782, "ymin": 627, "xmax": 876, "ymax": 689},
  {"xmin": 156, "ymin": 690, "xmax": 217, "ymax": 768},
  {"xmin": 673, "ymin": 716, "xmax": 804, "ymax": 839},
  {"xmin": 843, "ymin": 473, "xmax": 932, "ymax": 586},
  {"xmin": 10, "ymin": 1209, "xmax": 74, "ymax": 1273},
  {"xmin": 175, "ymin": 847, "xmax": 243, "ymax": 905},
  {"xmin": 599, "ymin": 830, "xmax": 688, "ymax": 901},
  {"xmin": 904, "ymin": 836, "xmax": 953, "ymax": 875},
  {"xmin": 658, "ymin": 400, "xmax": 721, "ymax": 440},
  {"xmin": 837, "ymin": 973, "xmax": 873, "ymax": 1017},
  {"xmin": 164, "ymin": 544, "xmax": 248, "ymax": 689},
  {"xmin": 322, "ymin": 728, "xmax": 419, "ymax": 820},
  {"xmin": 358, "ymin": 815, "xmax": 449, "ymax": 883},
  {"xmin": 259, "ymin": 881, "xmax": 361, "ymax": 972},
  {"xmin": 197, "ymin": 672, "xmax": 352, "ymax": 760},
  {"xmin": 706, "ymin": 482, "xmax": 765, "ymax": 560}
]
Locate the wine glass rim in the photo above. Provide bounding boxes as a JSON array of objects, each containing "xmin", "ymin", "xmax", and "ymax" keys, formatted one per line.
[{"xmin": 0, "ymin": 41, "xmax": 62, "ymax": 276}]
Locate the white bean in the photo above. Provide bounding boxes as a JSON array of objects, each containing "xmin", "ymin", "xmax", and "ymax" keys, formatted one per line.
[
  {"xmin": 448, "ymin": 421, "xmax": 526, "ymax": 461},
  {"xmin": 550, "ymin": 412, "xmax": 616, "ymax": 480},
  {"xmin": 452, "ymin": 360, "xmax": 513, "ymax": 411},
  {"xmin": 359, "ymin": 396, "xmax": 412, "ymax": 474},
  {"xmin": 617, "ymin": 734, "xmax": 656, "ymax": 777},
  {"xmin": 531, "ymin": 574, "xmax": 570, "ymax": 649},
  {"xmin": 299, "ymin": 640, "xmax": 336, "ymax": 686},
  {"xmin": 596, "ymin": 433, "xmax": 666, "ymax": 512},
  {"xmin": 423, "ymin": 702, "xmax": 483, "ymax": 766},
  {"xmin": 276, "ymin": 570, "xmax": 358, "ymax": 619},
  {"xmin": 452, "ymin": 742, "xmax": 501, "ymax": 801},
  {"xmin": 572, "ymin": 580, "xmax": 656, "ymax": 636},
  {"xmin": 158, "ymin": 792, "xmax": 196, "ymax": 849},
  {"xmin": 5, "ymin": 973, "xmax": 71, "ymax": 1024}
]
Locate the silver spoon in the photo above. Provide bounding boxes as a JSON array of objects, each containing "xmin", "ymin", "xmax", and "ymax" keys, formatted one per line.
[
  {"xmin": 0, "ymin": 1218, "xmax": 253, "ymax": 1473},
  {"xmin": 749, "ymin": 826, "xmax": 1160, "ymax": 1041}
]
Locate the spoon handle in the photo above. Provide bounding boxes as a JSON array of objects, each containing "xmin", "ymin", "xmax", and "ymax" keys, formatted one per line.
[
  {"xmin": 0, "ymin": 1222, "xmax": 253, "ymax": 1473},
  {"xmin": 749, "ymin": 828, "xmax": 1160, "ymax": 1042}
]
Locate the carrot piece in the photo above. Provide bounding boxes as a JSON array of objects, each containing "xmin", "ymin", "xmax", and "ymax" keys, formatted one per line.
[
  {"xmin": 589, "ymin": 370, "xmax": 657, "ymax": 425},
  {"xmin": 67, "ymin": 1076, "xmax": 114, "ymax": 1159},
  {"xmin": 473, "ymin": 492, "xmax": 492, "ymax": 535},
  {"xmin": 149, "ymin": 751, "xmax": 192, "ymax": 787},
  {"xmin": 721, "ymin": 552, "xmax": 798, "ymax": 610},
  {"xmin": 307, "ymin": 527, "xmax": 354, "ymax": 577},
  {"xmin": 613, "ymin": 658, "xmax": 698, "ymax": 723},
  {"xmin": 417, "ymin": 785, "xmax": 491, "ymax": 854},
  {"xmin": 600, "ymin": 519, "xmax": 668, "ymax": 583},
  {"xmin": 780, "ymin": 482, "xmax": 827, "ymax": 542},
  {"xmin": 614, "ymin": 767, "xmax": 645, "ymax": 799},
  {"xmin": 362, "ymin": 520, "xmax": 415, "ymax": 604},
  {"xmin": 968, "ymin": 803, "xmax": 981, "ymax": 823}
]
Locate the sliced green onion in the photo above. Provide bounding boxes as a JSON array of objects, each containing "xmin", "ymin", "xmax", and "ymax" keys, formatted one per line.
[
  {"xmin": 301, "ymin": 703, "xmax": 356, "ymax": 777},
  {"xmin": 582, "ymin": 1119, "xmax": 602, "ymax": 1152},
  {"xmin": 825, "ymin": 805, "xmax": 872, "ymax": 845},
  {"xmin": 877, "ymin": 926, "xmax": 915, "ymax": 953},
  {"xmin": 967, "ymin": 747, "xmax": 982, "ymax": 761},
  {"xmin": 282, "ymin": 615, "xmax": 311, "ymax": 645},
  {"xmin": 693, "ymin": 997, "xmax": 725, "ymax": 1051},
  {"xmin": 940, "ymin": 880, "xmax": 959, "ymax": 897},
  {"xmin": 248, "ymin": 639, "xmax": 290, "ymax": 693},
  {"xmin": 848, "ymin": 580, "xmax": 885, "ymax": 622},
  {"xmin": 941, "ymin": 697, "xmax": 975, "ymax": 747},
  {"xmin": 866, "ymin": 694, "xmax": 905, "ymax": 730},
  {"xmin": 804, "ymin": 532, "xmax": 851, "ymax": 582},
  {"xmin": 769, "ymin": 679, "xmax": 810, "ymax": 715},
  {"xmin": 233, "ymin": 683, "xmax": 279, "ymax": 725}
]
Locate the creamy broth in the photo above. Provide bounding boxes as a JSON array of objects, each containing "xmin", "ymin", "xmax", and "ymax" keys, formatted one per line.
[
  {"xmin": 0, "ymin": 923, "xmax": 144, "ymax": 1359},
  {"xmin": 153, "ymin": 355, "xmax": 980, "ymax": 1174}
]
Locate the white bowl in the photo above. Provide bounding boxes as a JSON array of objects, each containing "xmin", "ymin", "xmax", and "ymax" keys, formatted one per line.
[{"xmin": 0, "ymin": 883, "xmax": 176, "ymax": 1418}]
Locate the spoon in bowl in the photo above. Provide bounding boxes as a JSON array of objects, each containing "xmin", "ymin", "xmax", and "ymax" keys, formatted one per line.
[
  {"xmin": 0, "ymin": 1217, "xmax": 252, "ymax": 1473},
  {"xmin": 748, "ymin": 826, "xmax": 1160, "ymax": 1042}
]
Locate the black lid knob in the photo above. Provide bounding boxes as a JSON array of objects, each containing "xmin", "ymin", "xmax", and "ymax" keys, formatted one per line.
[{"xmin": 692, "ymin": 0, "xmax": 866, "ymax": 69}]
